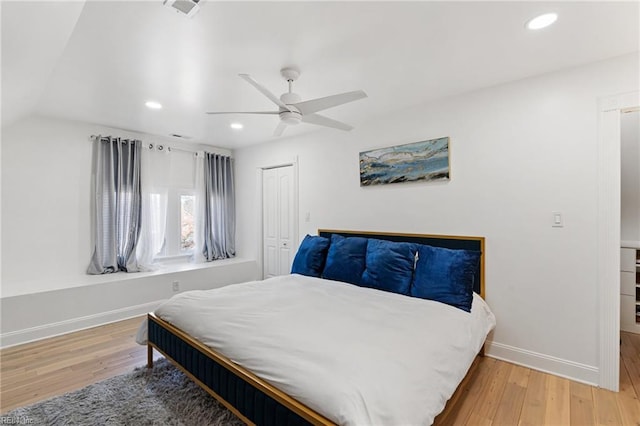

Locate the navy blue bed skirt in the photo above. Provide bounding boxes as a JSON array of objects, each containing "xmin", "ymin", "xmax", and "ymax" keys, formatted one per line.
[{"xmin": 148, "ymin": 316, "xmax": 316, "ymax": 426}]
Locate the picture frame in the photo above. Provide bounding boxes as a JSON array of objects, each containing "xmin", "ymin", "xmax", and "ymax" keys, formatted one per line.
[{"xmin": 359, "ymin": 136, "xmax": 450, "ymax": 186}]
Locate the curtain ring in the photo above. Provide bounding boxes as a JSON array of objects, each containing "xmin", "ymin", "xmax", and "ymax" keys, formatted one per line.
[
  {"xmin": 158, "ymin": 145, "xmax": 164, "ymax": 151},
  {"xmin": 148, "ymin": 143, "xmax": 154, "ymax": 149}
]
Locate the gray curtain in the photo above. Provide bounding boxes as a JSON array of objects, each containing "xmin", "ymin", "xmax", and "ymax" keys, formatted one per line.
[
  {"xmin": 87, "ymin": 136, "xmax": 142, "ymax": 274},
  {"xmin": 203, "ymin": 153, "xmax": 235, "ymax": 260}
]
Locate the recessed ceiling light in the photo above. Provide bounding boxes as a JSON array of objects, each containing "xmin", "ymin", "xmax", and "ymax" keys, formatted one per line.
[
  {"xmin": 230, "ymin": 123, "xmax": 243, "ymax": 130},
  {"xmin": 145, "ymin": 100, "xmax": 162, "ymax": 109},
  {"xmin": 526, "ymin": 13, "xmax": 558, "ymax": 30}
]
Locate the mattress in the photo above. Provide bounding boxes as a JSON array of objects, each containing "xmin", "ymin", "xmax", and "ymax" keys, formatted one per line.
[{"xmin": 138, "ymin": 274, "xmax": 496, "ymax": 425}]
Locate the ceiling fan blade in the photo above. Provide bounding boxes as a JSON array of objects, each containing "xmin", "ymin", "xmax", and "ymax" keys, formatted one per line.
[
  {"xmin": 205, "ymin": 111, "xmax": 279, "ymax": 115},
  {"xmin": 293, "ymin": 90, "xmax": 367, "ymax": 115},
  {"xmin": 302, "ymin": 113, "xmax": 354, "ymax": 131},
  {"xmin": 239, "ymin": 74, "xmax": 292, "ymax": 112},
  {"xmin": 273, "ymin": 122, "xmax": 288, "ymax": 137}
]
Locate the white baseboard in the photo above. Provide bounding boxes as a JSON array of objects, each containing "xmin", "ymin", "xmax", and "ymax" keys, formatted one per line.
[
  {"xmin": 486, "ymin": 341, "xmax": 600, "ymax": 386},
  {"xmin": 0, "ymin": 300, "xmax": 165, "ymax": 349}
]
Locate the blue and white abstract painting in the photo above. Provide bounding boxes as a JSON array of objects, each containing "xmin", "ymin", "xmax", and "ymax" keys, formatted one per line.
[{"xmin": 359, "ymin": 137, "xmax": 450, "ymax": 186}]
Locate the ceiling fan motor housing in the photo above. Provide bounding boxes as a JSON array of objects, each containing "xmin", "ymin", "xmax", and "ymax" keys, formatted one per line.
[{"xmin": 280, "ymin": 92, "xmax": 301, "ymax": 105}]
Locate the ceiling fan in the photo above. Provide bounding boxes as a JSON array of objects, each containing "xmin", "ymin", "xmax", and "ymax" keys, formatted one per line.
[{"xmin": 206, "ymin": 67, "xmax": 367, "ymax": 136}]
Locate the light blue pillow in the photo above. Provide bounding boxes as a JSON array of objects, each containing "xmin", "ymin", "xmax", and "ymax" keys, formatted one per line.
[
  {"xmin": 322, "ymin": 234, "xmax": 368, "ymax": 285},
  {"xmin": 291, "ymin": 235, "xmax": 330, "ymax": 277},
  {"xmin": 361, "ymin": 239, "xmax": 417, "ymax": 295},
  {"xmin": 411, "ymin": 244, "xmax": 481, "ymax": 312}
]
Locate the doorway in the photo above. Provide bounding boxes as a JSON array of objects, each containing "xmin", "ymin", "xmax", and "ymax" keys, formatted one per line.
[
  {"xmin": 261, "ymin": 164, "xmax": 297, "ymax": 279},
  {"xmin": 620, "ymin": 107, "xmax": 640, "ymax": 392},
  {"xmin": 597, "ymin": 91, "xmax": 639, "ymax": 391}
]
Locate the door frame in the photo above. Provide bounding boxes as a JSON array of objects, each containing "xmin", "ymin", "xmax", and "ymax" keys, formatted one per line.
[
  {"xmin": 597, "ymin": 90, "xmax": 639, "ymax": 391},
  {"xmin": 256, "ymin": 157, "xmax": 299, "ymax": 279}
]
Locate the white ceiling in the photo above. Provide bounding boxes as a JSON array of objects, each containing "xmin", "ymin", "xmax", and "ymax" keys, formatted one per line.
[{"xmin": 2, "ymin": 1, "xmax": 639, "ymax": 149}]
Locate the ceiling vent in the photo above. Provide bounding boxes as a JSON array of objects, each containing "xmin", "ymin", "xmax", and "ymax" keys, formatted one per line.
[{"xmin": 163, "ymin": 0, "xmax": 201, "ymax": 18}]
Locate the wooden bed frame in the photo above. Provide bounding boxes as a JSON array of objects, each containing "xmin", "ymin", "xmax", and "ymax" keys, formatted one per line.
[{"xmin": 147, "ymin": 230, "xmax": 486, "ymax": 425}]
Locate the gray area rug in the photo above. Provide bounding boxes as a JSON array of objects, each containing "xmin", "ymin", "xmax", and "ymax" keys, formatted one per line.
[{"xmin": 5, "ymin": 358, "xmax": 244, "ymax": 425}]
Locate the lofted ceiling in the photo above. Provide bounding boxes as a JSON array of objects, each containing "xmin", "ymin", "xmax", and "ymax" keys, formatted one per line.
[{"xmin": 2, "ymin": 1, "xmax": 639, "ymax": 149}]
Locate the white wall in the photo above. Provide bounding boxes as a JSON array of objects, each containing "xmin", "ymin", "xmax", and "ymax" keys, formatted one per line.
[
  {"xmin": 621, "ymin": 110, "xmax": 640, "ymax": 243},
  {"xmin": 0, "ymin": 116, "xmax": 258, "ymax": 346},
  {"xmin": 234, "ymin": 53, "xmax": 640, "ymax": 385}
]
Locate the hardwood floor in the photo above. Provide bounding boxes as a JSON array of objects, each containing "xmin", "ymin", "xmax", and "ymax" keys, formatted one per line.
[
  {"xmin": 435, "ymin": 332, "xmax": 640, "ymax": 426},
  {"xmin": 0, "ymin": 317, "xmax": 157, "ymax": 413},
  {"xmin": 1, "ymin": 318, "xmax": 639, "ymax": 425}
]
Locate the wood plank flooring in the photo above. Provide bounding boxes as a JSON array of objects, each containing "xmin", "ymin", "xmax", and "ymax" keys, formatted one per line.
[
  {"xmin": 436, "ymin": 332, "xmax": 640, "ymax": 426},
  {"xmin": 1, "ymin": 318, "xmax": 639, "ymax": 425},
  {"xmin": 0, "ymin": 317, "xmax": 159, "ymax": 413}
]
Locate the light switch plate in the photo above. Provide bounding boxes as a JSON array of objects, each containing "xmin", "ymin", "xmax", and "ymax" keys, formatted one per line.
[{"xmin": 552, "ymin": 211, "xmax": 563, "ymax": 227}]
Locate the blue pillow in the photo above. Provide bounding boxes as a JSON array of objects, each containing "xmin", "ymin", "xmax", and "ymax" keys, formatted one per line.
[
  {"xmin": 291, "ymin": 235, "xmax": 330, "ymax": 277},
  {"xmin": 411, "ymin": 244, "xmax": 481, "ymax": 312},
  {"xmin": 361, "ymin": 239, "xmax": 417, "ymax": 295},
  {"xmin": 322, "ymin": 234, "xmax": 368, "ymax": 285}
]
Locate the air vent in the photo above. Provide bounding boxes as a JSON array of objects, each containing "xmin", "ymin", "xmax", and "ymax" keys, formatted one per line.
[
  {"xmin": 170, "ymin": 133, "xmax": 191, "ymax": 139},
  {"xmin": 163, "ymin": 0, "xmax": 201, "ymax": 18}
]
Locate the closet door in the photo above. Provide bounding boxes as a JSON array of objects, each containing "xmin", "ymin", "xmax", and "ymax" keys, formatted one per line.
[{"xmin": 262, "ymin": 165, "xmax": 295, "ymax": 278}]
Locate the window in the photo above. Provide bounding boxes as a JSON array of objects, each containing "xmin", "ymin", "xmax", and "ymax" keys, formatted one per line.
[
  {"xmin": 152, "ymin": 150, "xmax": 198, "ymax": 262},
  {"xmin": 156, "ymin": 189, "xmax": 195, "ymax": 259},
  {"xmin": 180, "ymin": 194, "xmax": 195, "ymax": 251}
]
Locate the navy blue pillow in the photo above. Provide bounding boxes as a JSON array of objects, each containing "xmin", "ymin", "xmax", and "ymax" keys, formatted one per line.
[
  {"xmin": 411, "ymin": 244, "xmax": 481, "ymax": 312},
  {"xmin": 291, "ymin": 235, "xmax": 330, "ymax": 277},
  {"xmin": 321, "ymin": 234, "xmax": 368, "ymax": 285},
  {"xmin": 361, "ymin": 239, "xmax": 417, "ymax": 295}
]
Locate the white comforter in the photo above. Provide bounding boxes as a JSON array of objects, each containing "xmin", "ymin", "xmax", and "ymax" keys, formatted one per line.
[{"xmin": 138, "ymin": 274, "xmax": 496, "ymax": 426}]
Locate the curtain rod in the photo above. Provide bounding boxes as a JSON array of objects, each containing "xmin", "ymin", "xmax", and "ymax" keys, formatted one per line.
[{"xmin": 90, "ymin": 134, "xmax": 196, "ymax": 155}]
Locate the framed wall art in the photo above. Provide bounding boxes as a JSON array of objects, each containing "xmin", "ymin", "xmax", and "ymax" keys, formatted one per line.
[{"xmin": 359, "ymin": 136, "xmax": 450, "ymax": 186}]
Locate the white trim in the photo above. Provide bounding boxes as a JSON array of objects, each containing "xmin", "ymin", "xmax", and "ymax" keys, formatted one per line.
[
  {"xmin": 292, "ymin": 157, "xmax": 300, "ymax": 260},
  {"xmin": 597, "ymin": 90, "xmax": 640, "ymax": 391},
  {"xmin": 255, "ymin": 167, "xmax": 265, "ymax": 278},
  {"xmin": 486, "ymin": 342, "xmax": 599, "ymax": 386},
  {"xmin": 0, "ymin": 300, "xmax": 164, "ymax": 349}
]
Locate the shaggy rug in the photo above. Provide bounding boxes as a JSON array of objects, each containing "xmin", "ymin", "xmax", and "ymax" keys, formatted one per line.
[{"xmin": 4, "ymin": 359, "xmax": 244, "ymax": 425}]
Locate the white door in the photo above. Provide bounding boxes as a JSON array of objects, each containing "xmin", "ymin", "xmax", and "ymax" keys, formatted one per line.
[{"xmin": 262, "ymin": 165, "xmax": 295, "ymax": 278}]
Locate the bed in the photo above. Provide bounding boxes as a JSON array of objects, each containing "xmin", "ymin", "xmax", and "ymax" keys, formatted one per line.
[{"xmin": 140, "ymin": 230, "xmax": 495, "ymax": 425}]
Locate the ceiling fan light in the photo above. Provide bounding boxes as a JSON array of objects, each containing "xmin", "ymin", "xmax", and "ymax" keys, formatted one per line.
[
  {"xmin": 526, "ymin": 13, "xmax": 558, "ymax": 30},
  {"xmin": 280, "ymin": 111, "xmax": 301, "ymax": 125}
]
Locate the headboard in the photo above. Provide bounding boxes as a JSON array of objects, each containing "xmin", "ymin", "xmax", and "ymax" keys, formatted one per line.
[{"xmin": 318, "ymin": 229, "xmax": 485, "ymax": 299}]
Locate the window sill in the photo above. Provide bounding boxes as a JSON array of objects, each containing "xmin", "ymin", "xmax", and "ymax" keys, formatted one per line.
[
  {"xmin": 2, "ymin": 257, "xmax": 256, "ymax": 299},
  {"xmin": 94, "ymin": 257, "xmax": 253, "ymax": 281}
]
